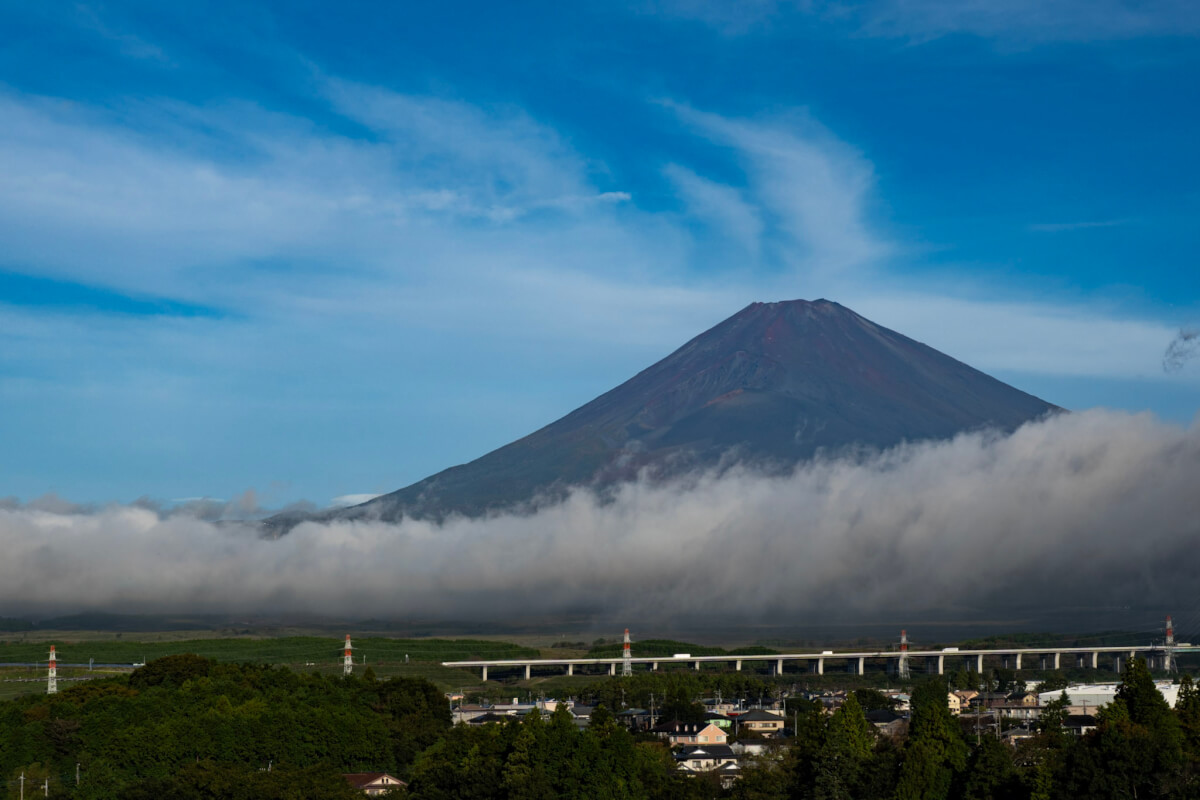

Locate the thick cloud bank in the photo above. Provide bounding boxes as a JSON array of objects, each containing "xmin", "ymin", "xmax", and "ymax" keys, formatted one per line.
[{"xmin": 2, "ymin": 410, "xmax": 1198, "ymax": 625}]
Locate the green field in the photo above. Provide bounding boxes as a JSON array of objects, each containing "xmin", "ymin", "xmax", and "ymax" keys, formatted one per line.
[
  {"xmin": 0, "ymin": 635, "xmax": 533, "ymax": 699},
  {"xmin": 0, "ymin": 635, "xmax": 538, "ymax": 665}
]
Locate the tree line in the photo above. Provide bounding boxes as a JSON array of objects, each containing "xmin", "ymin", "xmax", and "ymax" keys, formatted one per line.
[{"xmin": 2, "ymin": 654, "xmax": 1198, "ymax": 798}]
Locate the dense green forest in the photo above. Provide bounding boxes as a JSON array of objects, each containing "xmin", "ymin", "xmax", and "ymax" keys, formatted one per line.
[{"xmin": 2, "ymin": 655, "xmax": 1198, "ymax": 799}]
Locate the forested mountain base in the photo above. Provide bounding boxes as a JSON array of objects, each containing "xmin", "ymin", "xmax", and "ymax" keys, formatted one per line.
[{"xmin": 1, "ymin": 655, "xmax": 1198, "ymax": 799}]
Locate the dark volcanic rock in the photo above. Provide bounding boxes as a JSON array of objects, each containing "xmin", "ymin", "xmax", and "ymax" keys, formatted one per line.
[{"xmin": 268, "ymin": 299, "xmax": 1057, "ymax": 530}]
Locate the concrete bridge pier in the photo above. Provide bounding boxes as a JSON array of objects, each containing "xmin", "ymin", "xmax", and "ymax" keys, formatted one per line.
[
  {"xmin": 975, "ymin": 654, "xmax": 984, "ymax": 673},
  {"xmin": 482, "ymin": 666, "xmax": 488, "ymax": 681},
  {"xmin": 735, "ymin": 659, "xmax": 742, "ymax": 671},
  {"xmin": 651, "ymin": 662, "xmax": 658, "ymax": 671},
  {"xmin": 857, "ymin": 657, "xmax": 866, "ymax": 676},
  {"xmin": 609, "ymin": 663, "xmax": 616, "ymax": 676},
  {"xmin": 1054, "ymin": 652, "xmax": 1061, "ymax": 670},
  {"xmin": 694, "ymin": 661, "xmax": 701, "ymax": 671},
  {"xmin": 776, "ymin": 658, "xmax": 784, "ymax": 676},
  {"xmin": 566, "ymin": 664, "xmax": 573, "ymax": 676},
  {"xmin": 524, "ymin": 665, "xmax": 531, "ymax": 680},
  {"xmin": 937, "ymin": 655, "xmax": 945, "ymax": 675},
  {"xmin": 817, "ymin": 658, "xmax": 824, "ymax": 676},
  {"xmin": 1015, "ymin": 653, "xmax": 1022, "ymax": 670},
  {"xmin": 1091, "ymin": 651, "xmax": 1098, "ymax": 669}
]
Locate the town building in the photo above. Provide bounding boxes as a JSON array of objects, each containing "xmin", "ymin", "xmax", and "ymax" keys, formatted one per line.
[
  {"xmin": 343, "ymin": 773, "xmax": 407, "ymax": 796},
  {"xmin": 733, "ymin": 709, "xmax": 785, "ymax": 736},
  {"xmin": 650, "ymin": 720, "xmax": 728, "ymax": 746}
]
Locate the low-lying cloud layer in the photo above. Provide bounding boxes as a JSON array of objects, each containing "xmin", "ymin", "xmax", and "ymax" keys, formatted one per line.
[{"xmin": 2, "ymin": 409, "xmax": 1198, "ymax": 626}]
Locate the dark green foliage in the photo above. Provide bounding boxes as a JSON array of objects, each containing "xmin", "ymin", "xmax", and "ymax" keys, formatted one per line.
[
  {"xmin": 0, "ymin": 658, "xmax": 449, "ymax": 798},
  {"xmin": 405, "ymin": 707, "xmax": 703, "ymax": 800},
  {"xmin": 8, "ymin": 652, "xmax": 1200, "ymax": 799},
  {"xmin": 854, "ymin": 688, "xmax": 898, "ymax": 712},
  {"xmin": 895, "ymin": 679, "xmax": 968, "ymax": 800},
  {"xmin": 959, "ymin": 735, "xmax": 1020, "ymax": 800},
  {"xmin": 1033, "ymin": 673, "xmax": 1068, "ymax": 694},
  {"xmin": 127, "ymin": 653, "xmax": 214, "ymax": 689},
  {"xmin": 116, "ymin": 761, "xmax": 364, "ymax": 800}
]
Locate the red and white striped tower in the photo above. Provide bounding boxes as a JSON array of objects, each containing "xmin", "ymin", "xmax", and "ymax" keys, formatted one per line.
[
  {"xmin": 622, "ymin": 629, "xmax": 632, "ymax": 677},
  {"xmin": 898, "ymin": 630, "xmax": 910, "ymax": 679},
  {"xmin": 47, "ymin": 646, "xmax": 58, "ymax": 695},
  {"xmin": 343, "ymin": 635, "xmax": 354, "ymax": 677},
  {"xmin": 1165, "ymin": 615, "xmax": 1176, "ymax": 673}
]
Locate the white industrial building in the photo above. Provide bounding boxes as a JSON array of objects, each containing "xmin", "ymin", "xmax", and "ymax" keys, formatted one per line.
[{"xmin": 1039, "ymin": 681, "xmax": 1181, "ymax": 714}]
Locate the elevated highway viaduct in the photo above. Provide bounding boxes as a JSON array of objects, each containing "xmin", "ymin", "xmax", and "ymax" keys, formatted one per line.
[{"xmin": 444, "ymin": 644, "xmax": 1197, "ymax": 682}]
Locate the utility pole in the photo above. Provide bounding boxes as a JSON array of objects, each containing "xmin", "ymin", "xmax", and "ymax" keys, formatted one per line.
[
  {"xmin": 19, "ymin": 771, "xmax": 24, "ymax": 800},
  {"xmin": 76, "ymin": 763, "xmax": 80, "ymax": 786}
]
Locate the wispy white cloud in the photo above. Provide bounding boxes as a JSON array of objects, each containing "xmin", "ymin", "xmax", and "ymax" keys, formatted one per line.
[
  {"xmin": 662, "ymin": 163, "xmax": 764, "ymax": 256},
  {"xmin": 846, "ymin": 290, "xmax": 1183, "ymax": 381},
  {"xmin": 639, "ymin": 0, "xmax": 1200, "ymax": 42},
  {"xmin": 0, "ymin": 74, "xmax": 1192, "ymax": 513},
  {"xmin": 664, "ymin": 102, "xmax": 890, "ymax": 274},
  {"xmin": 1029, "ymin": 219, "xmax": 1129, "ymax": 233},
  {"xmin": 634, "ymin": 0, "xmax": 808, "ymax": 35},
  {"xmin": 857, "ymin": 0, "xmax": 1200, "ymax": 43},
  {"xmin": 330, "ymin": 493, "xmax": 382, "ymax": 508},
  {"xmin": 73, "ymin": 4, "xmax": 169, "ymax": 61}
]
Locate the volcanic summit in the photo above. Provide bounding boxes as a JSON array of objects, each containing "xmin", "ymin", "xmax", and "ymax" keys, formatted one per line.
[{"xmin": 272, "ymin": 299, "xmax": 1057, "ymax": 528}]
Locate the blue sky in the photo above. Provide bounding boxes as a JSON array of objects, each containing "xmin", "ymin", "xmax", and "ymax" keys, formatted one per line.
[{"xmin": 1, "ymin": 0, "xmax": 1198, "ymax": 510}]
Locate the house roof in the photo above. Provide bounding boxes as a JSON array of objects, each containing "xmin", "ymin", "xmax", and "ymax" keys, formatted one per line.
[
  {"xmin": 467, "ymin": 712, "xmax": 511, "ymax": 725},
  {"xmin": 864, "ymin": 709, "xmax": 902, "ymax": 723},
  {"xmin": 736, "ymin": 710, "xmax": 784, "ymax": 722},
  {"xmin": 650, "ymin": 720, "xmax": 710, "ymax": 733},
  {"xmin": 676, "ymin": 744, "xmax": 737, "ymax": 759},
  {"xmin": 344, "ymin": 773, "xmax": 405, "ymax": 789}
]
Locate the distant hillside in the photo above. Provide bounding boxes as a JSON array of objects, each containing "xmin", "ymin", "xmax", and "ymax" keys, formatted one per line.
[
  {"xmin": 587, "ymin": 639, "xmax": 780, "ymax": 659},
  {"xmin": 270, "ymin": 298, "xmax": 1057, "ymax": 529}
]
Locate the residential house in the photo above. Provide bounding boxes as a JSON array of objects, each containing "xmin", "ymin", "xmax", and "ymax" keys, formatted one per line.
[
  {"xmin": 452, "ymin": 704, "xmax": 492, "ymax": 724},
  {"xmin": 343, "ymin": 773, "xmax": 407, "ymax": 796},
  {"xmin": 466, "ymin": 712, "xmax": 512, "ymax": 725},
  {"xmin": 1001, "ymin": 725, "xmax": 1036, "ymax": 745},
  {"xmin": 864, "ymin": 709, "xmax": 906, "ymax": 738},
  {"xmin": 947, "ymin": 692, "xmax": 963, "ymax": 715},
  {"xmin": 734, "ymin": 709, "xmax": 785, "ymax": 737},
  {"xmin": 650, "ymin": 721, "xmax": 728, "ymax": 746},
  {"xmin": 730, "ymin": 739, "xmax": 773, "ymax": 757},
  {"xmin": 704, "ymin": 712, "xmax": 733, "ymax": 731},
  {"xmin": 675, "ymin": 745, "xmax": 741, "ymax": 786},
  {"xmin": 1064, "ymin": 714, "xmax": 1098, "ymax": 737}
]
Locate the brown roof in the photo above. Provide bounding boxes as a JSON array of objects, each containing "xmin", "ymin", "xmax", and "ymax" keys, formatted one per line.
[{"xmin": 344, "ymin": 772, "xmax": 406, "ymax": 789}]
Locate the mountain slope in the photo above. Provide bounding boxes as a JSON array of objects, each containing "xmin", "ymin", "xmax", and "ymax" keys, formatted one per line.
[{"xmin": 274, "ymin": 299, "xmax": 1057, "ymax": 528}]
